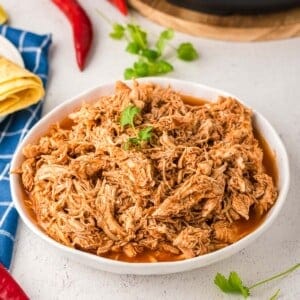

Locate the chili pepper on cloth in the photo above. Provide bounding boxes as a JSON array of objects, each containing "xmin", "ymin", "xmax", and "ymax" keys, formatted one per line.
[
  {"xmin": 52, "ymin": 0, "xmax": 93, "ymax": 71},
  {"xmin": 109, "ymin": 0, "xmax": 128, "ymax": 15},
  {"xmin": 0, "ymin": 264, "xmax": 29, "ymax": 300}
]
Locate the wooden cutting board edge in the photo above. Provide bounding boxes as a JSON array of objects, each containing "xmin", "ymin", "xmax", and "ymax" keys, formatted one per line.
[{"xmin": 128, "ymin": 0, "xmax": 300, "ymax": 42}]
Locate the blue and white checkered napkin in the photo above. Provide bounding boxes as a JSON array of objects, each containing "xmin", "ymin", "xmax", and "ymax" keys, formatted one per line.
[{"xmin": 0, "ymin": 25, "xmax": 51, "ymax": 269}]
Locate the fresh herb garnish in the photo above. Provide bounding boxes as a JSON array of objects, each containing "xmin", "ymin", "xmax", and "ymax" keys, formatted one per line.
[
  {"xmin": 124, "ymin": 59, "xmax": 174, "ymax": 79},
  {"xmin": 109, "ymin": 23, "xmax": 125, "ymax": 39},
  {"xmin": 126, "ymin": 42, "xmax": 141, "ymax": 54},
  {"xmin": 120, "ymin": 105, "xmax": 153, "ymax": 149},
  {"xmin": 156, "ymin": 28, "xmax": 174, "ymax": 54},
  {"xmin": 177, "ymin": 42, "xmax": 199, "ymax": 61},
  {"xmin": 214, "ymin": 263, "xmax": 300, "ymax": 299},
  {"xmin": 124, "ymin": 126, "xmax": 153, "ymax": 149},
  {"xmin": 120, "ymin": 105, "xmax": 140, "ymax": 129},
  {"xmin": 141, "ymin": 48, "xmax": 160, "ymax": 61},
  {"xmin": 97, "ymin": 11, "xmax": 199, "ymax": 79},
  {"xmin": 214, "ymin": 272, "xmax": 250, "ymax": 298},
  {"xmin": 138, "ymin": 126, "xmax": 153, "ymax": 142},
  {"xmin": 126, "ymin": 24, "xmax": 148, "ymax": 50}
]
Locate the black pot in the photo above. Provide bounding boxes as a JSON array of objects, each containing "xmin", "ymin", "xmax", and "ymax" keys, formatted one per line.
[{"xmin": 167, "ymin": 0, "xmax": 300, "ymax": 15}]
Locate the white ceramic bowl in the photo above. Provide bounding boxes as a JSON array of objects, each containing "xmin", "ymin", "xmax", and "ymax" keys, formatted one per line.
[{"xmin": 10, "ymin": 78, "xmax": 290, "ymax": 275}]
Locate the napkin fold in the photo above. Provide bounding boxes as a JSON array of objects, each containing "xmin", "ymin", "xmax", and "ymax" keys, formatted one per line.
[{"xmin": 0, "ymin": 25, "xmax": 51, "ymax": 269}]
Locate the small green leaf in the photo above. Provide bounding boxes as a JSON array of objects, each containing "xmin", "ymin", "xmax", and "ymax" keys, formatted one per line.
[
  {"xmin": 133, "ymin": 61, "xmax": 150, "ymax": 77},
  {"xmin": 161, "ymin": 28, "xmax": 174, "ymax": 40},
  {"xmin": 214, "ymin": 273, "xmax": 234, "ymax": 293},
  {"xmin": 124, "ymin": 68, "xmax": 136, "ymax": 80},
  {"xmin": 141, "ymin": 48, "xmax": 159, "ymax": 61},
  {"xmin": 177, "ymin": 42, "xmax": 199, "ymax": 61},
  {"xmin": 156, "ymin": 28, "xmax": 174, "ymax": 54},
  {"xmin": 127, "ymin": 24, "xmax": 148, "ymax": 49},
  {"xmin": 126, "ymin": 42, "xmax": 141, "ymax": 54},
  {"xmin": 150, "ymin": 60, "xmax": 173, "ymax": 75},
  {"xmin": 214, "ymin": 272, "xmax": 250, "ymax": 299},
  {"xmin": 138, "ymin": 126, "xmax": 153, "ymax": 141},
  {"xmin": 228, "ymin": 272, "xmax": 250, "ymax": 298},
  {"xmin": 109, "ymin": 23, "xmax": 125, "ymax": 39},
  {"xmin": 120, "ymin": 105, "xmax": 141, "ymax": 128}
]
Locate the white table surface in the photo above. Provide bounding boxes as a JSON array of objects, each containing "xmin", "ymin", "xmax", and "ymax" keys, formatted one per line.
[{"xmin": 3, "ymin": 0, "xmax": 300, "ymax": 299}]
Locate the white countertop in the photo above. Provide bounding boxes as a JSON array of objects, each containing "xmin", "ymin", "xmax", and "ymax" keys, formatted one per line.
[{"xmin": 3, "ymin": 0, "xmax": 300, "ymax": 299}]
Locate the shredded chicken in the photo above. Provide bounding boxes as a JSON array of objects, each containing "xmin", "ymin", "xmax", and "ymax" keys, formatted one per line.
[{"xmin": 18, "ymin": 81, "xmax": 277, "ymax": 261}]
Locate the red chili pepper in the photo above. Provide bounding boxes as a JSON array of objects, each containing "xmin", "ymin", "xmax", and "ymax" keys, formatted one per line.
[
  {"xmin": 0, "ymin": 264, "xmax": 29, "ymax": 300},
  {"xmin": 52, "ymin": 0, "xmax": 93, "ymax": 71},
  {"xmin": 109, "ymin": 0, "xmax": 128, "ymax": 15}
]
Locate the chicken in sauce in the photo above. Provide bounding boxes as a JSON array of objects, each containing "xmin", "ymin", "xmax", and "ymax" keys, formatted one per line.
[{"xmin": 18, "ymin": 82, "xmax": 277, "ymax": 262}]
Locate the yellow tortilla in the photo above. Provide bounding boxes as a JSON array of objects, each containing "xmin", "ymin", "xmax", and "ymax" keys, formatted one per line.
[{"xmin": 0, "ymin": 56, "xmax": 44, "ymax": 116}]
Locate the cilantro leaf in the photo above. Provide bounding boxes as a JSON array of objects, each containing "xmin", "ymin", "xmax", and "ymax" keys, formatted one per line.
[
  {"xmin": 133, "ymin": 61, "xmax": 150, "ymax": 77},
  {"xmin": 156, "ymin": 28, "xmax": 174, "ymax": 54},
  {"xmin": 110, "ymin": 23, "xmax": 125, "ymax": 39},
  {"xmin": 120, "ymin": 105, "xmax": 141, "ymax": 128},
  {"xmin": 127, "ymin": 24, "xmax": 148, "ymax": 49},
  {"xmin": 126, "ymin": 42, "xmax": 141, "ymax": 54},
  {"xmin": 214, "ymin": 273, "xmax": 233, "ymax": 293},
  {"xmin": 138, "ymin": 126, "xmax": 153, "ymax": 141},
  {"xmin": 214, "ymin": 272, "xmax": 250, "ymax": 299},
  {"xmin": 161, "ymin": 28, "xmax": 174, "ymax": 40},
  {"xmin": 228, "ymin": 272, "xmax": 250, "ymax": 298},
  {"xmin": 177, "ymin": 42, "xmax": 199, "ymax": 61},
  {"xmin": 151, "ymin": 60, "xmax": 173, "ymax": 75},
  {"xmin": 141, "ymin": 48, "xmax": 160, "ymax": 61},
  {"xmin": 124, "ymin": 68, "xmax": 136, "ymax": 80}
]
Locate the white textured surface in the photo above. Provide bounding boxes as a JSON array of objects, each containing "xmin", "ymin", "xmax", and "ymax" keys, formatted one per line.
[{"xmin": 3, "ymin": 0, "xmax": 300, "ymax": 299}]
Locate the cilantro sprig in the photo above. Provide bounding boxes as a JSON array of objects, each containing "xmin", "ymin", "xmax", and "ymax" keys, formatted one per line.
[
  {"xmin": 119, "ymin": 24, "xmax": 198, "ymax": 79},
  {"xmin": 120, "ymin": 105, "xmax": 153, "ymax": 149},
  {"xmin": 120, "ymin": 105, "xmax": 140, "ymax": 129},
  {"xmin": 97, "ymin": 10, "xmax": 199, "ymax": 79},
  {"xmin": 124, "ymin": 126, "xmax": 153, "ymax": 150},
  {"xmin": 214, "ymin": 263, "xmax": 300, "ymax": 299}
]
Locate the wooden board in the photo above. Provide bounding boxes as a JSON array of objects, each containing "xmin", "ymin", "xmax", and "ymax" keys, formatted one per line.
[{"xmin": 128, "ymin": 0, "xmax": 300, "ymax": 42}]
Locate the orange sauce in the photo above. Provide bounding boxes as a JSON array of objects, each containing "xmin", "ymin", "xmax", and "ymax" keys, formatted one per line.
[
  {"xmin": 104, "ymin": 250, "xmax": 183, "ymax": 263},
  {"xmin": 21, "ymin": 93, "xmax": 278, "ymax": 263},
  {"xmin": 231, "ymin": 129, "xmax": 277, "ymax": 240},
  {"xmin": 59, "ymin": 115, "xmax": 75, "ymax": 130},
  {"xmin": 253, "ymin": 128, "xmax": 278, "ymax": 186},
  {"xmin": 181, "ymin": 94, "xmax": 209, "ymax": 106}
]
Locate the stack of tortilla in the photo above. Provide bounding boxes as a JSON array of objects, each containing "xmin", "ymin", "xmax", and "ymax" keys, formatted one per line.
[{"xmin": 0, "ymin": 56, "xmax": 44, "ymax": 117}]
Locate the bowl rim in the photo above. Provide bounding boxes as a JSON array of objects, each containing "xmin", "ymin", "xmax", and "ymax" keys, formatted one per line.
[{"xmin": 10, "ymin": 77, "xmax": 290, "ymax": 274}]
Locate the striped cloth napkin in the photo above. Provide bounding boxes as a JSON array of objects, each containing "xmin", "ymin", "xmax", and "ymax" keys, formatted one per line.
[{"xmin": 0, "ymin": 25, "xmax": 51, "ymax": 269}]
